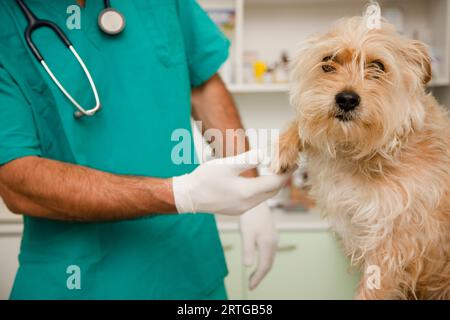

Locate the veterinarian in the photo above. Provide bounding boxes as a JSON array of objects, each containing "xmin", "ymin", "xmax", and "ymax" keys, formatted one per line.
[{"xmin": 0, "ymin": 0, "xmax": 287, "ymax": 299}]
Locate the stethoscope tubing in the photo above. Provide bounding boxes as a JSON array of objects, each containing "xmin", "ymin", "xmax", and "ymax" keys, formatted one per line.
[
  {"xmin": 41, "ymin": 46, "xmax": 101, "ymax": 118},
  {"xmin": 15, "ymin": 0, "xmax": 101, "ymax": 118}
]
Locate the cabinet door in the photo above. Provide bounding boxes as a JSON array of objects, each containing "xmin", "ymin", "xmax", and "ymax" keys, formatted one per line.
[
  {"xmin": 0, "ymin": 232, "xmax": 21, "ymax": 299},
  {"xmin": 219, "ymin": 231, "xmax": 244, "ymax": 299},
  {"xmin": 246, "ymin": 231, "xmax": 360, "ymax": 300}
]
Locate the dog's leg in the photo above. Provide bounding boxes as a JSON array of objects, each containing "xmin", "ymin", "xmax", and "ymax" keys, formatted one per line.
[{"xmin": 271, "ymin": 119, "xmax": 302, "ymax": 173}]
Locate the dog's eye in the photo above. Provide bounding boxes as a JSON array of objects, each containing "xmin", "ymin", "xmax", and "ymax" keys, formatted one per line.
[
  {"xmin": 366, "ymin": 60, "xmax": 385, "ymax": 80},
  {"xmin": 368, "ymin": 60, "xmax": 385, "ymax": 72},
  {"xmin": 322, "ymin": 65, "xmax": 336, "ymax": 73},
  {"xmin": 322, "ymin": 56, "xmax": 336, "ymax": 73}
]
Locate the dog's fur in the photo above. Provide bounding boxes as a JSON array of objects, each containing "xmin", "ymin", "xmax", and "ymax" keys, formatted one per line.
[{"xmin": 272, "ymin": 17, "xmax": 450, "ymax": 299}]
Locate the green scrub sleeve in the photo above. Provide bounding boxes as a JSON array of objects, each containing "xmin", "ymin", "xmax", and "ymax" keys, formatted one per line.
[
  {"xmin": 0, "ymin": 64, "xmax": 42, "ymax": 166},
  {"xmin": 178, "ymin": 0, "xmax": 231, "ymax": 87}
]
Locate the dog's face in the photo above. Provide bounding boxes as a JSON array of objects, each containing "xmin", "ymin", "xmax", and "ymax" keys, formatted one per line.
[{"xmin": 290, "ymin": 17, "xmax": 432, "ymax": 158}]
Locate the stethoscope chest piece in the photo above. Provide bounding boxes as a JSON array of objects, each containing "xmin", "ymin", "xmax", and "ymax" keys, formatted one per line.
[{"xmin": 98, "ymin": 8, "xmax": 125, "ymax": 35}]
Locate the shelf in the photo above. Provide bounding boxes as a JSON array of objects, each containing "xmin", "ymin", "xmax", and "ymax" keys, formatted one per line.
[
  {"xmin": 227, "ymin": 83, "xmax": 289, "ymax": 93},
  {"xmin": 429, "ymin": 78, "xmax": 450, "ymax": 87}
]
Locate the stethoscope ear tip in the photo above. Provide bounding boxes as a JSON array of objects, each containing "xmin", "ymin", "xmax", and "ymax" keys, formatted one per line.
[
  {"xmin": 73, "ymin": 111, "xmax": 84, "ymax": 119},
  {"xmin": 73, "ymin": 105, "xmax": 102, "ymax": 119}
]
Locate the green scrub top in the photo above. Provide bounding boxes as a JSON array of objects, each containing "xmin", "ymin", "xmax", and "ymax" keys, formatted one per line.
[{"xmin": 0, "ymin": 0, "xmax": 230, "ymax": 299}]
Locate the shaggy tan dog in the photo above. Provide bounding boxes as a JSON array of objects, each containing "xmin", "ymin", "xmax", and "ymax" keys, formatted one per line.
[{"xmin": 272, "ymin": 17, "xmax": 450, "ymax": 299}]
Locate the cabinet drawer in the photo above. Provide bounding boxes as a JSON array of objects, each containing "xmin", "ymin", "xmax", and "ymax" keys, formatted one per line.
[
  {"xmin": 219, "ymin": 232, "xmax": 244, "ymax": 299},
  {"xmin": 246, "ymin": 231, "xmax": 360, "ymax": 300},
  {"xmin": 0, "ymin": 232, "xmax": 21, "ymax": 299}
]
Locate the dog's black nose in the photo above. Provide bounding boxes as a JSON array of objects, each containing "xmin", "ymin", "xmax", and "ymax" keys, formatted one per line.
[{"xmin": 335, "ymin": 91, "xmax": 360, "ymax": 112}]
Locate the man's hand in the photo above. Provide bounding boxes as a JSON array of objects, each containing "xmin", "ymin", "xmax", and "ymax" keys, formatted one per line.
[
  {"xmin": 172, "ymin": 150, "xmax": 288, "ymax": 216},
  {"xmin": 240, "ymin": 202, "xmax": 278, "ymax": 290},
  {"xmin": 191, "ymin": 75, "xmax": 282, "ymax": 285}
]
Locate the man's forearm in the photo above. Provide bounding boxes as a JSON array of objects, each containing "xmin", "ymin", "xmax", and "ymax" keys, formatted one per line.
[
  {"xmin": 0, "ymin": 156, "xmax": 175, "ymax": 221},
  {"xmin": 191, "ymin": 74, "xmax": 257, "ymax": 177}
]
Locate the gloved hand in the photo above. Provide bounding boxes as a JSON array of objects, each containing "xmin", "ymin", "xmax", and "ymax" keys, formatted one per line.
[
  {"xmin": 240, "ymin": 202, "xmax": 278, "ymax": 290},
  {"xmin": 172, "ymin": 150, "xmax": 288, "ymax": 216}
]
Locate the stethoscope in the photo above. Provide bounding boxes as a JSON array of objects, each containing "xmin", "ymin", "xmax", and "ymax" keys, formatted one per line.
[{"xmin": 15, "ymin": 0, "xmax": 126, "ymax": 118}]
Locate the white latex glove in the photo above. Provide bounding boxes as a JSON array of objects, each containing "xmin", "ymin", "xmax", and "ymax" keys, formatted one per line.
[
  {"xmin": 240, "ymin": 202, "xmax": 278, "ymax": 290},
  {"xmin": 172, "ymin": 150, "xmax": 288, "ymax": 216}
]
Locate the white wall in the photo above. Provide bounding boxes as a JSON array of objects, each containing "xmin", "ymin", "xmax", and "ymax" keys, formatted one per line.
[{"xmin": 433, "ymin": 87, "xmax": 450, "ymax": 108}]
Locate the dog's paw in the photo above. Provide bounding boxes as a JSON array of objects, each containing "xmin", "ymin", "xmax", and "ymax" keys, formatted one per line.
[
  {"xmin": 270, "ymin": 119, "xmax": 302, "ymax": 174},
  {"xmin": 270, "ymin": 143, "xmax": 300, "ymax": 174}
]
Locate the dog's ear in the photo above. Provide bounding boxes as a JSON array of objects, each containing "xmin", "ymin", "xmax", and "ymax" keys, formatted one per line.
[{"xmin": 403, "ymin": 40, "xmax": 432, "ymax": 85}]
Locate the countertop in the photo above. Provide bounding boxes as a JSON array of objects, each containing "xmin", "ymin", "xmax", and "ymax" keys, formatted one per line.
[
  {"xmin": 216, "ymin": 208, "xmax": 330, "ymax": 232},
  {"xmin": 0, "ymin": 201, "xmax": 330, "ymax": 235}
]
